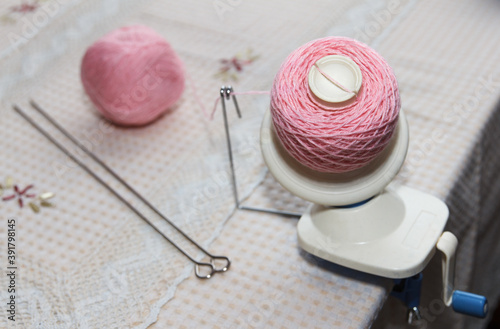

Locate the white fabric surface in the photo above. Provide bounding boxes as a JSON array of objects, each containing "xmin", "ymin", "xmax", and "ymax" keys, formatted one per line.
[{"xmin": 0, "ymin": 0, "xmax": 499, "ymax": 328}]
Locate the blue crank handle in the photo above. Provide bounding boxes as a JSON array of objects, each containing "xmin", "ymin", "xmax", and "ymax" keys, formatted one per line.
[{"xmin": 452, "ymin": 290, "xmax": 488, "ymax": 318}]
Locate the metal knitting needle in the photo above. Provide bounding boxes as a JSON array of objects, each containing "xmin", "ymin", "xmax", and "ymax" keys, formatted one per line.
[
  {"xmin": 29, "ymin": 100, "xmax": 230, "ymax": 274},
  {"xmin": 220, "ymin": 86, "xmax": 241, "ymax": 208},
  {"xmin": 220, "ymin": 86, "xmax": 302, "ymax": 218},
  {"xmin": 13, "ymin": 103, "xmax": 228, "ymax": 279}
]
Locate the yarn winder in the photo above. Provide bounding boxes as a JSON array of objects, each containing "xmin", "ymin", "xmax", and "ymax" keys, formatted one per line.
[{"xmin": 220, "ymin": 36, "xmax": 488, "ymax": 323}]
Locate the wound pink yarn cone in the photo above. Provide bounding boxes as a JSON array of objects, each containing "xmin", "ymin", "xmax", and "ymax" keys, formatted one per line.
[
  {"xmin": 270, "ymin": 36, "xmax": 400, "ymax": 173},
  {"xmin": 81, "ymin": 25, "xmax": 185, "ymax": 126}
]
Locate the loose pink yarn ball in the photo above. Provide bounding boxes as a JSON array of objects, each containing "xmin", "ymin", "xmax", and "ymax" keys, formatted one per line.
[
  {"xmin": 81, "ymin": 25, "xmax": 185, "ymax": 126},
  {"xmin": 271, "ymin": 36, "xmax": 400, "ymax": 173}
]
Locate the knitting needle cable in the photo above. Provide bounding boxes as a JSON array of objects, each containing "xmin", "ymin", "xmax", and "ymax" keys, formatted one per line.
[{"xmin": 13, "ymin": 103, "xmax": 229, "ymax": 279}]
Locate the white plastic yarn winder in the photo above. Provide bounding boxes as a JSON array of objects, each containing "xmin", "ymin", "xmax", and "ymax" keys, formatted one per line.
[
  {"xmin": 261, "ymin": 55, "xmax": 437, "ymax": 280},
  {"xmin": 220, "ymin": 54, "xmax": 487, "ymax": 322}
]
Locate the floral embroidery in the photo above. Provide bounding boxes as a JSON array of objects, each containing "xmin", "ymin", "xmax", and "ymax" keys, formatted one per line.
[
  {"xmin": 11, "ymin": 2, "xmax": 40, "ymax": 14},
  {"xmin": 2, "ymin": 184, "xmax": 36, "ymax": 208},
  {"xmin": 215, "ymin": 48, "xmax": 259, "ymax": 82},
  {"xmin": 1, "ymin": 1, "xmax": 42, "ymax": 24},
  {"xmin": 1, "ymin": 176, "xmax": 55, "ymax": 213}
]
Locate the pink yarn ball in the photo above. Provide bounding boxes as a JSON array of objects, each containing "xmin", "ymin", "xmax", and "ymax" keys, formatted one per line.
[
  {"xmin": 271, "ymin": 37, "xmax": 400, "ymax": 173},
  {"xmin": 81, "ymin": 25, "xmax": 185, "ymax": 126}
]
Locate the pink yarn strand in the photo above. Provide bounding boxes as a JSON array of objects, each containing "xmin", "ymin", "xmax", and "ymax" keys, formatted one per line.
[
  {"xmin": 186, "ymin": 72, "xmax": 211, "ymax": 120},
  {"xmin": 313, "ymin": 62, "xmax": 357, "ymax": 95}
]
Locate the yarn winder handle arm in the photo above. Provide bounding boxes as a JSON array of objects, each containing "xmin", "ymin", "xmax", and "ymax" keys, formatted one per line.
[{"xmin": 436, "ymin": 232, "xmax": 488, "ymax": 318}]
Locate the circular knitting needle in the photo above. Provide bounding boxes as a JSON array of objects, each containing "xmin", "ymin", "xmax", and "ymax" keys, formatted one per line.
[{"xmin": 13, "ymin": 103, "xmax": 229, "ymax": 279}]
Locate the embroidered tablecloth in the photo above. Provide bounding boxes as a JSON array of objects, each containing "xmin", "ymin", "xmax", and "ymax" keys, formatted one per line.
[{"xmin": 1, "ymin": 0, "xmax": 499, "ymax": 328}]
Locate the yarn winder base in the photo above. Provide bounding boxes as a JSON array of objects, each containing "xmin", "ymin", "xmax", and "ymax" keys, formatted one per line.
[
  {"xmin": 261, "ymin": 108, "xmax": 450, "ymax": 278},
  {"xmin": 260, "ymin": 109, "xmax": 409, "ymax": 207},
  {"xmin": 297, "ymin": 183, "xmax": 449, "ymax": 279}
]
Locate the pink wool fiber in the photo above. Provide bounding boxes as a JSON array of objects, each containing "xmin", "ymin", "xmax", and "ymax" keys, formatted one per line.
[
  {"xmin": 81, "ymin": 25, "xmax": 185, "ymax": 126},
  {"xmin": 270, "ymin": 36, "xmax": 401, "ymax": 173}
]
